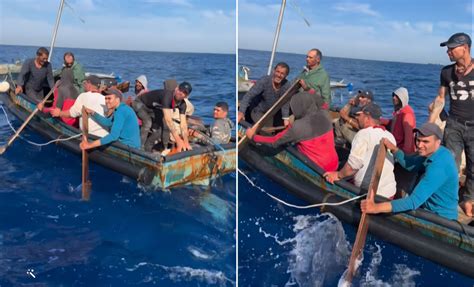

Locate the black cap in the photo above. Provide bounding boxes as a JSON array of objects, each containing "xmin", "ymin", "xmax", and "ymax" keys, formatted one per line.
[
  {"xmin": 440, "ymin": 32, "xmax": 471, "ymax": 48},
  {"xmin": 102, "ymin": 88, "xmax": 123, "ymax": 100},
  {"xmin": 356, "ymin": 102, "xmax": 382, "ymax": 119},
  {"xmin": 84, "ymin": 75, "xmax": 101, "ymax": 87},
  {"xmin": 414, "ymin": 122, "xmax": 443, "ymax": 140},
  {"xmin": 178, "ymin": 81, "xmax": 192, "ymax": 95},
  {"xmin": 357, "ymin": 89, "xmax": 374, "ymax": 101}
]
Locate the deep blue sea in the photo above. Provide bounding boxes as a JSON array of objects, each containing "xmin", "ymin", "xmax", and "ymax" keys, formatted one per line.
[
  {"xmin": 238, "ymin": 49, "xmax": 474, "ymax": 286},
  {"xmin": 0, "ymin": 45, "xmax": 236, "ymax": 286}
]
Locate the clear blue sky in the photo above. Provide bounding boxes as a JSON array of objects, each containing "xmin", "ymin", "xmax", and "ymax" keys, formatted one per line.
[
  {"xmin": 0, "ymin": 0, "xmax": 236, "ymax": 54},
  {"xmin": 239, "ymin": 0, "xmax": 473, "ymax": 64}
]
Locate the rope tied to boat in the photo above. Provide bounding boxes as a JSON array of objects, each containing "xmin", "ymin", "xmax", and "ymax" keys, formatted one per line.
[
  {"xmin": 238, "ymin": 168, "xmax": 367, "ymax": 209},
  {"xmin": 0, "ymin": 104, "xmax": 82, "ymax": 147}
]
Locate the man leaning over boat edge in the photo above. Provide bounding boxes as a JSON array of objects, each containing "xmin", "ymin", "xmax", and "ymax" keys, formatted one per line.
[
  {"xmin": 361, "ymin": 123, "xmax": 459, "ymax": 220},
  {"xmin": 81, "ymin": 88, "xmax": 140, "ymax": 150}
]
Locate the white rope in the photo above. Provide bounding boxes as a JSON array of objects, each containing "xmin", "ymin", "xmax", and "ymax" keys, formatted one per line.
[
  {"xmin": 238, "ymin": 168, "xmax": 366, "ymax": 209},
  {"xmin": 0, "ymin": 105, "xmax": 82, "ymax": 147}
]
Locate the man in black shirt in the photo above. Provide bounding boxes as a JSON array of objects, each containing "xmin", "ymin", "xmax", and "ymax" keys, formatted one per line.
[
  {"xmin": 15, "ymin": 47, "xmax": 54, "ymax": 102},
  {"xmin": 137, "ymin": 82, "xmax": 192, "ymax": 152},
  {"xmin": 430, "ymin": 32, "xmax": 474, "ymax": 217}
]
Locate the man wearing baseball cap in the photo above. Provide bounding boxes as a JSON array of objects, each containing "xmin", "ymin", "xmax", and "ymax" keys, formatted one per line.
[
  {"xmin": 136, "ymin": 81, "xmax": 193, "ymax": 152},
  {"xmin": 80, "ymin": 88, "xmax": 140, "ymax": 150},
  {"xmin": 324, "ymin": 103, "xmax": 397, "ymax": 199},
  {"xmin": 335, "ymin": 89, "xmax": 375, "ymax": 144},
  {"xmin": 362, "ymin": 123, "xmax": 459, "ymax": 220},
  {"xmin": 429, "ymin": 32, "xmax": 474, "ymax": 217},
  {"xmin": 50, "ymin": 74, "xmax": 108, "ymax": 137}
]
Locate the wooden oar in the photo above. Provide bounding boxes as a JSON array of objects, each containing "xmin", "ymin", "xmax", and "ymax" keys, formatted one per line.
[
  {"xmin": 261, "ymin": 125, "xmax": 286, "ymax": 133},
  {"xmin": 345, "ymin": 139, "xmax": 387, "ymax": 283},
  {"xmin": 81, "ymin": 107, "xmax": 91, "ymax": 201},
  {"xmin": 238, "ymin": 78, "xmax": 301, "ymax": 149},
  {"xmin": 0, "ymin": 81, "xmax": 60, "ymax": 155}
]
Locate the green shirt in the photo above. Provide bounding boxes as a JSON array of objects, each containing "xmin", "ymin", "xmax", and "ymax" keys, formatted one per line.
[{"xmin": 298, "ymin": 65, "xmax": 331, "ymax": 106}]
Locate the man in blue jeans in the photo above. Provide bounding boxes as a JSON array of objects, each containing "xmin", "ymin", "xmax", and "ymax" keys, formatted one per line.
[{"xmin": 429, "ymin": 32, "xmax": 474, "ymax": 217}]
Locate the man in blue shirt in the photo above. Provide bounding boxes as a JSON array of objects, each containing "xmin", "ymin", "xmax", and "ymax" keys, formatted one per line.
[
  {"xmin": 361, "ymin": 122, "xmax": 459, "ymax": 220},
  {"xmin": 80, "ymin": 88, "xmax": 140, "ymax": 150}
]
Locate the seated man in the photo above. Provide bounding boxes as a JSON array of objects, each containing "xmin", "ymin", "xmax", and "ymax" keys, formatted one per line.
[
  {"xmin": 80, "ymin": 88, "xmax": 140, "ymax": 150},
  {"xmin": 140, "ymin": 82, "xmax": 193, "ymax": 152},
  {"xmin": 189, "ymin": 102, "xmax": 234, "ymax": 145},
  {"xmin": 381, "ymin": 87, "xmax": 416, "ymax": 154},
  {"xmin": 238, "ymin": 62, "xmax": 291, "ymax": 127},
  {"xmin": 246, "ymin": 91, "xmax": 338, "ymax": 172},
  {"xmin": 51, "ymin": 75, "xmax": 108, "ymax": 137},
  {"xmin": 324, "ymin": 103, "xmax": 397, "ymax": 199},
  {"xmin": 361, "ymin": 123, "xmax": 458, "ymax": 220},
  {"xmin": 126, "ymin": 74, "xmax": 149, "ymax": 106},
  {"xmin": 334, "ymin": 89, "xmax": 374, "ymax": 144}
]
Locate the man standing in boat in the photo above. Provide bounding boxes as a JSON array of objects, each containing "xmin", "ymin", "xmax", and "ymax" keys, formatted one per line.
[
  {"xmin": 429, "ymin": 33, "xmax": 474, "ymax": 217},
  {"xmin": 50, "ymin": 75, "xmax": 108, "ymax": 137},
  {"xmin": 81, "ymin": 88, "xmax": 140, "ymax": 150},
  {"xmin": 15, "ymin": 47, "xmax": 54, "ymax": 103},
  {"xmin": 238, "ymin": 62, "xmax": 291, "ymax": 127},
  {"xmin": 140, "ymin": 82, "xmax": 193, "ymax": 152},
  {"xmin": 361, "ymin": 123, "xmax": 459, "ymax": 220},
  {"xmin": 298, "ymin": 48, "xmax": 331, "ymax": 109},
  {"xmin": 323, "ymin": 103, "xmax": 397, "ymax": 199}
]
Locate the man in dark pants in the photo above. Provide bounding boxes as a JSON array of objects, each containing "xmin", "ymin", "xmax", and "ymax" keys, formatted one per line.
[
  {"xmin": 137, "ymin": 82, "xmax": 192, "ymax": 152},
  {"xmin": 15, "ymin": 47, "xmax": 54, "ymax": 103},
  {"xmin": 430, "ymin": 32, "xmax": 474, "ymax": 217}
]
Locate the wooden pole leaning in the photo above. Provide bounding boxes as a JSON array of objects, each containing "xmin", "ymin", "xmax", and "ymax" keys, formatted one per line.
[
  {"xmin": 238, "ymin": 78, "xmax": 301, "ymax": 149},
  {"xmin": 81, "ymin": 107, "xmax": 91, "ymax": 201},
  {"xmin": 344, "ymin": 139, "xmax": 387, "ymax": 283},
  {"xmin": 0, "ymin": 81, "xmax": 60, "ymax": 155}
]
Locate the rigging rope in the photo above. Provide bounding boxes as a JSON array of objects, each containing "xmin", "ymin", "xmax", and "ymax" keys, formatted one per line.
[
  {"xmin": 238, "ymin": 168, "xmax": 366, "ymax": 209},
  {"xmin": 0, "ymin": 105, "xmax": 82, "ymax": 147}
]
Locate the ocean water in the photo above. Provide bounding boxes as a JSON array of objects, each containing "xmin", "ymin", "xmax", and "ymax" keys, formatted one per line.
[
  {"xmin": 0, "ymin": 45, "xmax": 236, "ymax": 286},
  {"xmin": 238, "ymin": 49, "xmax": 474, "ymax": 286}
]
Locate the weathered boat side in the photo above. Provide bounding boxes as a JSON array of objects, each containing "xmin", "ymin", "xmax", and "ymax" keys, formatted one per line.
[
  {"xmin": 0, "ymin": 90, "xmax": 235, "ymax": 189},
  {"xmin": 238, "ymin": 123, "xmax": 474, "ymax": 277}
]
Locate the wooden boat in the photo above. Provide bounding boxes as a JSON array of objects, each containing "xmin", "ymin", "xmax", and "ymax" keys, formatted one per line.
[
  {"xmin": 238, "ymin": 122, "xmax": 474, "ymax": 278},
  {"xmin": 0, "ymin": 89, "xmax": 235, "ymax": 189}
]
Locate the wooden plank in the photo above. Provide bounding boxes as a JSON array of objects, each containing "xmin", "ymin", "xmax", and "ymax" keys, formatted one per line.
[
  {"xmin": 81, "ymin": 107, "xmax": 91, "ymax": 201},
  {"xmin": 345, "ymin": 139, "xmax": 387, "ymax": 282}
]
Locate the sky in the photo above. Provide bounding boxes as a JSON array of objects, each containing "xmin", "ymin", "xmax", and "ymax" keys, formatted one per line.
[
  {"xmin": 0, "ymin": 0, "xmax": 236, "ymax": 54},
  {"xmin": 239, "ymin": 0, "xmax": 473, "ymax": 64}
]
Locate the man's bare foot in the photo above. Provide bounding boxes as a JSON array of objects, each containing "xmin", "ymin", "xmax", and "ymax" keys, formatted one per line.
[{"xmin": 461, "ymin": 201, "xmax": 473, "ymax": 217}]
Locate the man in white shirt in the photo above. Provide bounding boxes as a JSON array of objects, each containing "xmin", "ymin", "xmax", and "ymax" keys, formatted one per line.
[
  {"xmin": 50, "ymin": 75, "xmax": 108, "ymax": 137},
  {"xmin": 324, "ymin": 103, "xmax": 397, "ymax": 198}
]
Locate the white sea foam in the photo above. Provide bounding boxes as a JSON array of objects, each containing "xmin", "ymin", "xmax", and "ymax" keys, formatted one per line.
[
  {"xmin": 187, "ymin": 246, "xmax": 213, "ymax": 260},
  {"xmin": 125, "ymin": 261, "xmax": 234, "ymax": 286},
  {"xmin": 285, "ymin": 213, "xmax": 351, "ymax": 287}
]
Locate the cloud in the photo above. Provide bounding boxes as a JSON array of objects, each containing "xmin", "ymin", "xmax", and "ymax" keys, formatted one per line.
[
  {"xmin": 239, "ymin": 1, "xmax": 281, "ymax": 16},
  {"xmin": 143, "ymin": 0, "xmax": 193, "ymax": 8},
  {"xmin": 333, "ymin": 2, "xmax": 379, "ymax": 17}
]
